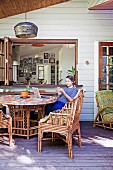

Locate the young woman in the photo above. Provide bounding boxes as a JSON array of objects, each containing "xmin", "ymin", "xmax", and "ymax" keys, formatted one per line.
[{"xmin": 45, "ymin": 75, "xmax": 78, "ymax": 116}]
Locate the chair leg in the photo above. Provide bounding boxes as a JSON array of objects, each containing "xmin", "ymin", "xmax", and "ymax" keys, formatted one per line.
[
  {"xmin": 38, "ymin": 129, "xmax": 43, "ymax": 152},
  {"xmin": 8, "ymin": 117, "xmax": 12, "ymax": 146},
  {"xmin": 52, "ymin": 132, "xmax": 56, "ymax": 141},
  {"xmin": 68, "ymin": 134, "xmax": 73, "ymax": 159},
  {"xmin": 8, "ymin": 125, "xmax": 12, "ymax": 146},
  {"xmin": 38, "ymin": 130, "xmax": 41, "ymax": 152},
  {"xmin": 38, "ymin": 136, "xmax": 40, "ymax": 152},
  {"xmin": 77, "ymin": 127, "xmax": 81, "ymax": 147}
]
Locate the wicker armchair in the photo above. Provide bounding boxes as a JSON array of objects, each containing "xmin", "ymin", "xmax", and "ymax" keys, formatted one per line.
[
  {"xmin": 38, "ymin": 89, "xmax": 84, "ymax": 158},
  {"xmin": 0, "ymin": 110, "xmax": 12, "ymax": 146},
  {"xmin": 94, "ymin": 90, "xmax": 113, "ymax": 130}
]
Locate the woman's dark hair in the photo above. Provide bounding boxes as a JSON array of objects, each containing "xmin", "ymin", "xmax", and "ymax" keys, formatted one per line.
[
  {"xmin": 66, "ymin": 75, "xmax": 74, "ymax": 82},
  {"xmin": 66, "ymin": 75, "xmax": 76, "ymax": 86}
]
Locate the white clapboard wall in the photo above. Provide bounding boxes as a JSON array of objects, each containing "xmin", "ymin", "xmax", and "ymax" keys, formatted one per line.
[{"xmin": 0, "ymin": 0, "xmax": 113, "ymax": 120}]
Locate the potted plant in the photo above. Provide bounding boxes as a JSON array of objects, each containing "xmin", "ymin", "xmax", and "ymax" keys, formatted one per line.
[
  {"xmin": 21, "ymin": 82, "xmax": 30, "ymax": 98},
  {"xmin": 68, "ymin": 66, "xmax": 75, "ymax": 76}
]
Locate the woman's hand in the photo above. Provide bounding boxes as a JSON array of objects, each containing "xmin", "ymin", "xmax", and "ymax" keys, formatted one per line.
[
  {"xmin": 59, "ymin": 88, "xmax": 64, "ymax": 94},
  {"xmin": 57, "ymin": 87, "xmax": 63, "ymax": 96},
  {"xmin": 60, "ymin": 88, "xmax": 73, "ymax": 102}
]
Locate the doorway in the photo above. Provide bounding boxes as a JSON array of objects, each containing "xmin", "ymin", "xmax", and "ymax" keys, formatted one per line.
[{"xmin": 99, "ymin": 42, "xmax": 113, "ymax": 90}]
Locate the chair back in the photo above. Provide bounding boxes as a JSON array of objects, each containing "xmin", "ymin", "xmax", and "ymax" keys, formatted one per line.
[
  {"xmin": 0, "ymin": 110, "xmax": 8, "ymax": 128},
  {"xmin": 0, "ymin": 110, "xmax": 2, "ymax": 121},
  {"xmin": 96, "ymin": 90, "xmax": 113, "ymax": 109},
  {"xmin": 64, "ymin": 89, "xmax": 84, "ymax": 130},
  {"xmin": 72, "ymin": 89, "xmax": 84, "ymax": 123}
]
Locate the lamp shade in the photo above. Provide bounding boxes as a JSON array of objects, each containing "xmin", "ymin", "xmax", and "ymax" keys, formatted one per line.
[
  {"xmin": 14, "ymin": 22, "xmax": 38, "ymax": 38},
  {"xmin": 32, "ymin": 44, "xmax": 45, "ymax": 47}
]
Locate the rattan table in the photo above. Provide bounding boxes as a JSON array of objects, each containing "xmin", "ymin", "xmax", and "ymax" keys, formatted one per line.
[{"xmin": 0, "ymin": 95, "xmax": 55, "ymax": 139}]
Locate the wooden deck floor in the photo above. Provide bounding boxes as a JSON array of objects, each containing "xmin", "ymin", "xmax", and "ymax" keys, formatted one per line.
[{"xmin": 0, "ymin": 121, "xmax": 113, "ymax": 170}]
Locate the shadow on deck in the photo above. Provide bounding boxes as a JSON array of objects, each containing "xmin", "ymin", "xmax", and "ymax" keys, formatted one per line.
[{"xmin": 0, "ymin": 121, "xmax": 113, "ymax": 170}]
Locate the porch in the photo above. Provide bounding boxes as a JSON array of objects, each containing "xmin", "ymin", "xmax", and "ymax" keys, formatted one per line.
[{"xmin": 0, "ymin": 121, "xmax": 113, "ymax": 170}]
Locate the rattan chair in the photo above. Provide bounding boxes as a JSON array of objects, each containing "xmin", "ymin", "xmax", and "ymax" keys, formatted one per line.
[
  {"xmin": 38, "ymin": 89, "xmax": 84, "ymax": 158},
  {"xmin": 94, "ymin": 90, "xmax": 113, "ymax": 130},
  {"xmin": 0, "ymin": 110, "xmax": 12, "ymax": 146}
]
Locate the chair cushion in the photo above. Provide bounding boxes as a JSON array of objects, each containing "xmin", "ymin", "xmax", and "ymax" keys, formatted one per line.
[
  {"xmin": 99, "ymin": 98, "xmax": 113, "ymax": 108},
  {"xmin": 103, "ymin": 112, "xmax": 113, "ymax": 123},
  {"xmin": 96, "ymin": 90, "xmax": 113, "ymax": 107},
  {"xmin": 96, "ymin": 90, "xmax": 113, "ymax": 123}
]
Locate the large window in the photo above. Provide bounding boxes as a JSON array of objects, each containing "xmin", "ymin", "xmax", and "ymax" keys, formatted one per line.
[{"xmin": 1, "ymin": 38, "xmax": 78, "ymax": 85}]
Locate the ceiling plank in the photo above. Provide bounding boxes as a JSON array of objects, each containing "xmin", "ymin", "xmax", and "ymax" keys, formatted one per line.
[{"xmin": 0, "ymin": 0, "xmax": 70, "ymax": 19}]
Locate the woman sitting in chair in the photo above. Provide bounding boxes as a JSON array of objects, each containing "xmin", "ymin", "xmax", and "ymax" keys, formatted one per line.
[{"xmin": 45, "ymin": 75, "xmax": 78, "ymax": 116}]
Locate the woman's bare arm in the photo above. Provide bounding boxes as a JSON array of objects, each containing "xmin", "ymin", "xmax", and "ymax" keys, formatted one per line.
[{"xmin": 59, "ymin": 88, "xmax": 73, "ymax": 102}]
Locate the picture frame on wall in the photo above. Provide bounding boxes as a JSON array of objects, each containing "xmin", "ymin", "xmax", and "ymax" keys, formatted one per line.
[
  {"xmin": 33, "ymin": 58, "xmax": 39, "ymax": 64},
  {"xmin": 27, "ymin": 63, "xmax": 32, "ymax": 70},
  {"xmin": 44, "ymin": 59, "xmax": 48, "ymax": 64},
  {"xmin": 39, "ymin": 59, "xmax": 43, "ymax": 64},
  {"xmin": 56, "ymin": 60, "xmax": 59, "ymax": 65},
  {"xmin": 23, "ymin": 58, "xmax": 29, "ymax": 65},
  {"xmin": 32, "ymin": 65, "xmax": 36, "ymax": 72},
  {"xmin": 32, "ymin": 71, "xmax": 36, "ymax": 75},
  {"xmin": 49, "ymin": 53, "xmax": 55, "ymax": 58},
  {"xmin": 19, "ymin": 70, "xmax": 23, "ymax": 77},
  {"xmin": 28, "ymin": 58, "xmax": 32, "ymax": 64},
  {"xmin": 24, "ymin": 72, "xmax": 32, "ymax": 78},
  {"xmin": 49, "ymin": 58, "xmax": 55, "ymax": 64},
  {"xmin": 20, "ymin": 60, "xmax": 23, "ymax": 67},
  {"xmin": 44, "ymin": 53, "xmax": 49, "ymax": 59}
]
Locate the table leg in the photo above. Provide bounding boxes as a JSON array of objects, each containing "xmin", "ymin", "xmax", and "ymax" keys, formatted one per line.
[{"xmin": 26, "ymin": 108, "xmax": 30, "ymax": 139}]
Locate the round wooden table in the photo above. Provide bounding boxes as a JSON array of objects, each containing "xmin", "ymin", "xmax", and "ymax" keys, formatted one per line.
[{"xmin": 0, "ymin": 95, "xmax": 55, "ymax": 139}]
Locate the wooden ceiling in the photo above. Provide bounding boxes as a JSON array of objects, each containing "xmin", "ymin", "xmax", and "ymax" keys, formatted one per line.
[
  {"xmin": 0, "ymin": 0, "xmax": 70, "ymax": 19},
  {"xmin": 1, "ymin": 0, "xmax": 113, "ymax": 19},
  {"xmin": 89, "ymin": 0, "xmax": 113, "ymax": 10}
]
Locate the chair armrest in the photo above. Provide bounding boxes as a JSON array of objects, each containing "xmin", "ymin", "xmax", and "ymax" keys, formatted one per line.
[
  {"xmin": 0, "ymin": 110, "xmax": 11, "ymax": 119},
  {"xmin": 99, "ymin": 106, "xmax": 113, "ymax": 113},
  {"xmin": 94, "ymin": 105, "xmax": 113, "ymax": 122},
  {"xmin": 39, "ymin": 115, "xmax": 50, "ymax": 123},
  {"xmin": 50, "ymin": 112, "xmax": 71, "ymax": 117}
]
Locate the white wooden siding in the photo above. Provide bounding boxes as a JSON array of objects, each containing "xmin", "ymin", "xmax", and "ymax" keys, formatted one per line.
[{"xmin": 1, "ymin": 0, "xmax": 113, "ymax": 120}]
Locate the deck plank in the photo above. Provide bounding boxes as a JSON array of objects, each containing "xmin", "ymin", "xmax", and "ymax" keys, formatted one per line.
[{"xmin": 0, "ymin": 121, "xmax": 113, "ymax": 170}]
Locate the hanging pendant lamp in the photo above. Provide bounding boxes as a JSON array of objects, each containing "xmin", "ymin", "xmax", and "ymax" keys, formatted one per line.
[
  {"xmin": 14, "ymin": 13, "xmax": 38, "ymax": 38},
  {"xmin": 14, "ymin": 22, "xmax": 38, "ymax": 38}
]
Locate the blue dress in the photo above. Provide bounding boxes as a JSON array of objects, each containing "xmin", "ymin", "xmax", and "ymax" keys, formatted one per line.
[{"xmin": 45, "ymin": 87, "xmax": 78, "ymax": 116}]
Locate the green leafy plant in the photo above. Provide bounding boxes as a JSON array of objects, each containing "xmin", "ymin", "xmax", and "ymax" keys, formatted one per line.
[
  {"xmin": 25, "ymin": 82, "xmax": 30, "ymax": 91},
  {"xmin": 68, "ymin": 66, "xmax": 75, "ymax": 76}
]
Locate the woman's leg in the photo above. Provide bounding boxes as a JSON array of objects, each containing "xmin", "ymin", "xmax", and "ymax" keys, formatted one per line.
[
  {"xmin": 45, "ymin": 103, "xmax": 54, "ymax": 116},
  {"xmin": 45, "ymin": 101, "xmax": 65, "ymax": 116}
]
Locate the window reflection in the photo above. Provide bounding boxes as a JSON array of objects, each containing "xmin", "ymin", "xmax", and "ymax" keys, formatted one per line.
[
  {"xmin": 102, "ymin": 47, "xmax": 107, "ymax": 56},
  {"xmin": 109, "ymin": 47, "xmax": 113, "ymax": 55},
  {"xmin": 102, "ymin": 76, "xmax": 107, "ymax": 84},
  {"xmin": 102, "ymin": 66, "xmax": 107, "ymax": 74},
  {"xmin": 102, "ymin": 56, "xmax": 107, "ymax": 65}
]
